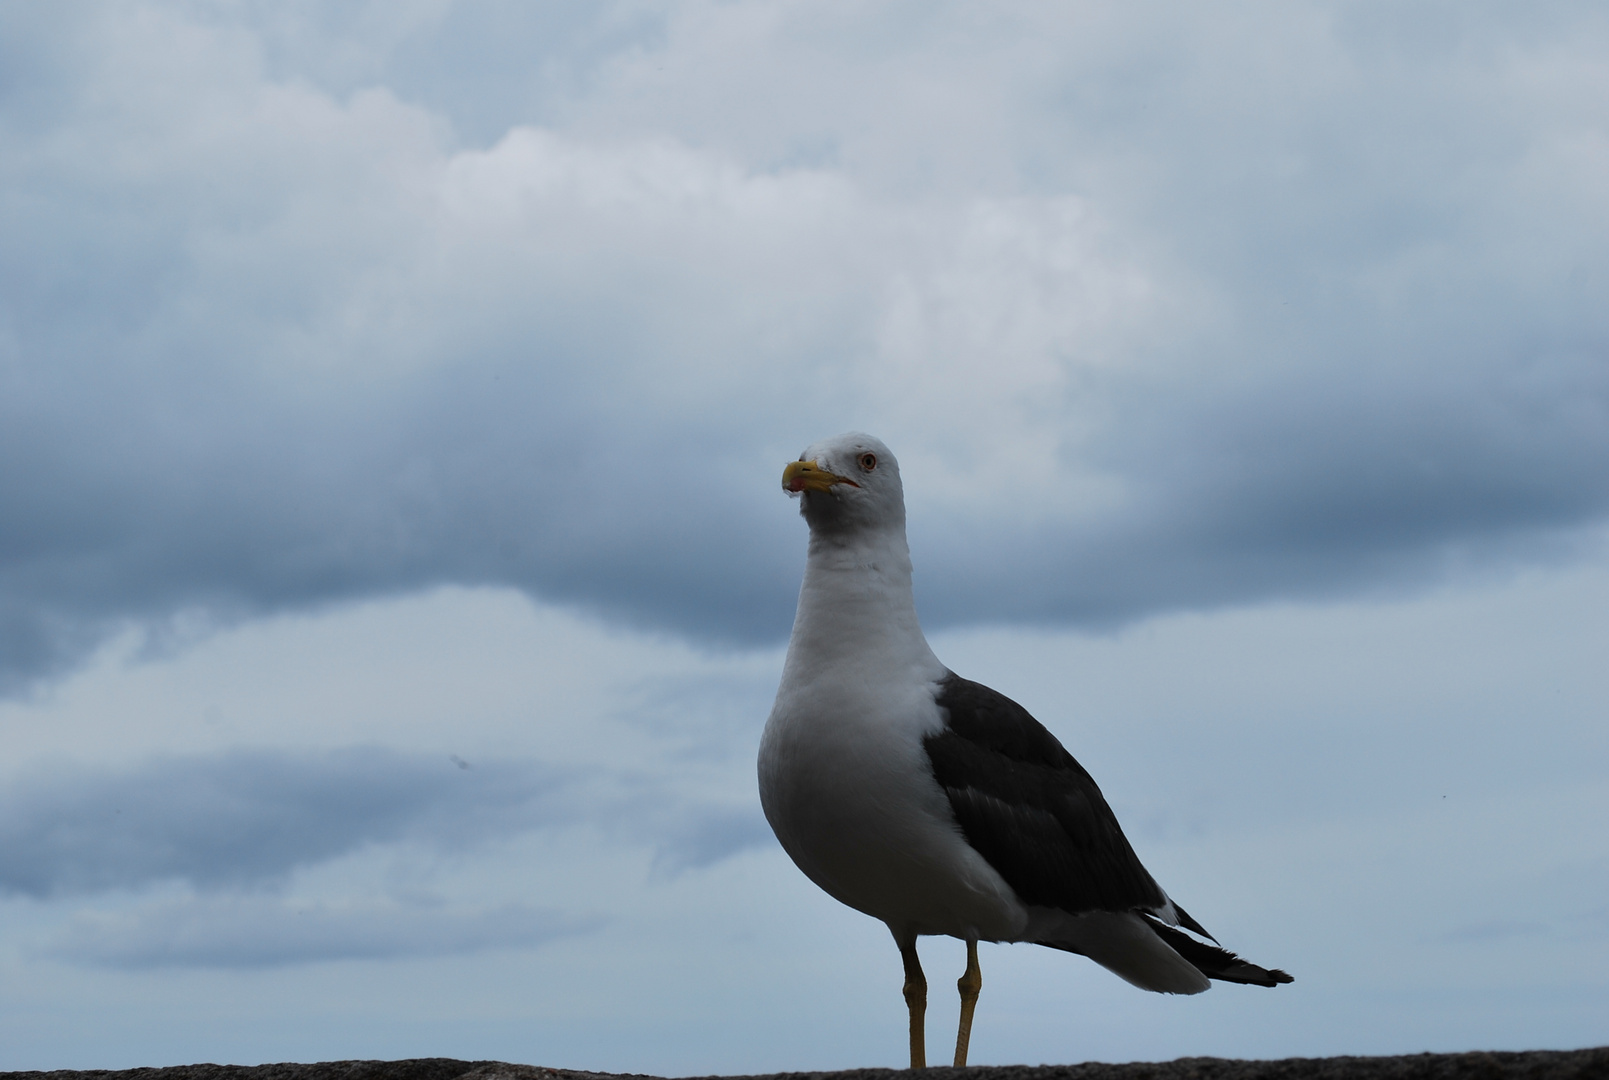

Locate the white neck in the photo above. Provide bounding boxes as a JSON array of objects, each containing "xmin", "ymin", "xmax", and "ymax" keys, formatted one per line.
[{"xmin": 781, "ymin": 523, "xmax": 942, "ymax": 683}]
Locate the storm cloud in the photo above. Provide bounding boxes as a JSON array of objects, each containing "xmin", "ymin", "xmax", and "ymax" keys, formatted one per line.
[
  {"xmin": 0, "ymin": 746, "xmax": 767, "ymax": 899},
  {"xmin": 2, "ymin": 2, "xmax": 1606, "ymax": 693}
]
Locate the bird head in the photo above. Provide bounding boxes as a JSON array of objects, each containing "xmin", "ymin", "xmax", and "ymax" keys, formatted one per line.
[{"xmin": 783, "ymin": 432, "xmax": 906, "ymax": 536}]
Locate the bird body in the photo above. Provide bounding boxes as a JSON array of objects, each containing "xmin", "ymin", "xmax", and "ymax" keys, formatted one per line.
[
  {"xmin": 759, "ymin": 529, "xmax": 1021, "ymax": 944},
  {"xmin": 758, "ymin": 433, "xmax": 1290, "ymax": 1068}
]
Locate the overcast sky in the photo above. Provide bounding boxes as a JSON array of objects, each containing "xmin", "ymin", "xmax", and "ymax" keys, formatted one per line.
[{"xmin": 1, "ymin": 1, "xmax": 1606, "ymax": 1073}]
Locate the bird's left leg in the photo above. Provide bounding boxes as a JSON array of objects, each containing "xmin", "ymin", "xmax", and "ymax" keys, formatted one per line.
[
  {"xmin": 897, "ymin": 932, "xmax": 927, "ymax": 1069},
  {"xmin": 952, "ymin": 939, "xmax": 982, "ymax": 1067}
]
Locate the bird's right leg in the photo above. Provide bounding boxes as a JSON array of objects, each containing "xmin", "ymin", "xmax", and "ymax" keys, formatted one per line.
[
  {"xmin": 952, "ymin": 938, "xmax": 981, "ymax": 1067},
  {"xmin": 897, "ymin": 933, "xmax": 927, "ymax": 1069}
]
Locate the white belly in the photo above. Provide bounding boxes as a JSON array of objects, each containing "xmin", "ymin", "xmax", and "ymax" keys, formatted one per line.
[{"xmin": 758, "ymin": 671, "xmax": 1028, "ymax": 942}]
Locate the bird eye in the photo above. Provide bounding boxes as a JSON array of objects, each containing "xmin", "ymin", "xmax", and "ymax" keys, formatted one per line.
[{"xmin": 858, "ymin": 452, "xmax": 878, "ymax": 471}]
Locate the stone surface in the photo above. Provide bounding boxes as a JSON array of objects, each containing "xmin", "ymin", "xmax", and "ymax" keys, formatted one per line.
[{"xmin": 4, "ymin": 1050, "xmax": 1608, "ymax": 1080}]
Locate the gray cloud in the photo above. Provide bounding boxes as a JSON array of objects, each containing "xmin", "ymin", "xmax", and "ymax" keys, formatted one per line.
[
  {"xmin": 3, "ymin": 2, "xmax": 1608, "ymax": 693},
  {"xmin": 0, "ymin": 747, "xmax": 767, "ymax": 898},
  {"xmin": 0, "ymin": 748, "xmax": 569, "ymax": 897},
  {"xmin": 913, "ymin": 354, "xmax": 1609, "ymax": 628},
  {"xmin": 43, "ymin": 894, "xmax": 600, "ymax": 969}
]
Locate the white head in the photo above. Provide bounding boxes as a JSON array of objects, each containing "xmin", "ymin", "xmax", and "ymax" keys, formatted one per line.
[{"xmin": 782, "ymin": 432, "xmax": 906, "ymax": 539}]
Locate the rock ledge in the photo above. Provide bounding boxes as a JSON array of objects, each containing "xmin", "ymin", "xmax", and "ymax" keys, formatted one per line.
[{"xmin": 5, "ymin": 1049, "xmax": 1606, "ymax": 1080}]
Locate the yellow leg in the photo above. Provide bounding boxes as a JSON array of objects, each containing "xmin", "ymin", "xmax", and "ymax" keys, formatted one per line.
[
  {"xmin": 898, "ymin": 935, "xmax": 927, "ymax": 1069},
  {"xmin": 953, "ymin": 939, "xmax": 982, "ymax": 1067}
]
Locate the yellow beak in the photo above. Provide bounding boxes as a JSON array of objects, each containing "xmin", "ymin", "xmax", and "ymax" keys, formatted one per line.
[{"xmin": 783, "ymin": 459, "xmax": 858, "ymax": 494}]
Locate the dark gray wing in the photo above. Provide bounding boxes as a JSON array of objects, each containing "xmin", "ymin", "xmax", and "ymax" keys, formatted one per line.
[
  {"xmin": 925, "ymin": 674, "xmax": 1292, "ymax": 986},
  {"xmin": 924, "ymin": 673, "xmax": 1177, "ymax": 919}
]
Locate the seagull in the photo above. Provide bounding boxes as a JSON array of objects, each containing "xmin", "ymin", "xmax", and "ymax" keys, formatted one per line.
[{"xmin": 758, "ymin": 432, "xmax": 1291, "ymax": 1069}]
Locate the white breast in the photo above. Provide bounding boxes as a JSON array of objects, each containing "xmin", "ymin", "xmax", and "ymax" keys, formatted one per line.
[{"xmin": 756, "ymin": 608, "xmax": 1029, "ymax": 939}]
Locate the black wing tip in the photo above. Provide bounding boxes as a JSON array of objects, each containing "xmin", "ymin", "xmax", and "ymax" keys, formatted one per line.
[
  {"xmin": 1143, "ymin": 914, "xmax": 1294, "ymax": 988},
  {"xmin": 1202, "ymin": 955, "xmax": 1294, "ymax": 988},
  {"xmin": 1227, "ymin": 964, "xmax": 1294, "ymax": 987},
  {"xmin": 1210, "ymin": 957, "xmax": 1295, "ymax": 989}
]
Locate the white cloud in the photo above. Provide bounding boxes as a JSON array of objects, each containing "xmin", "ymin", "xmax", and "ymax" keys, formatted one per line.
[{"xmin": 6, "ymin": 1, "xmax": 1609, "ymax": 690}]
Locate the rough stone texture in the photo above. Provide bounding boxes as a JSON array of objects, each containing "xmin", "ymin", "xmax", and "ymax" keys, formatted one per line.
[{"xmin": 4, "ymin": 1050, "xmax": 1607, "ymax": 1080}]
